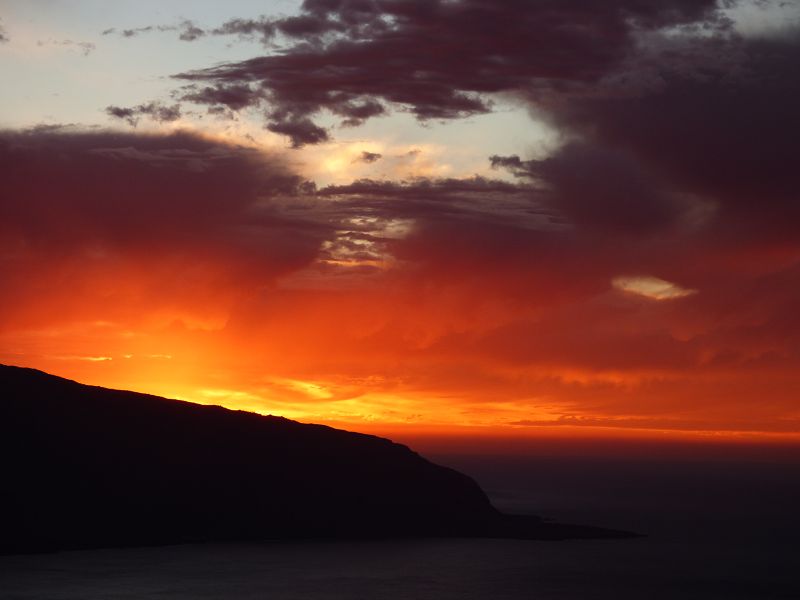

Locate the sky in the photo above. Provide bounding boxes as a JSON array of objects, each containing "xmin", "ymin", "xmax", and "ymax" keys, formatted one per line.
[{"xmin": 1, "ymin": 0, "xmax": 800, "ymax": 445}]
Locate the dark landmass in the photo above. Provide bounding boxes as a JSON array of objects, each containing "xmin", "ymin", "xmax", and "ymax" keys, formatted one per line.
[{"xmin": 0, "ymin": 364, "xmax": 636, "ymax": 554}]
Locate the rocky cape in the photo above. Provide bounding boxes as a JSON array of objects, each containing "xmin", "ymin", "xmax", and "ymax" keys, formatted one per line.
[{"xmin": 0, "ymin": 364, "xmax": 636, "ymax": 553}]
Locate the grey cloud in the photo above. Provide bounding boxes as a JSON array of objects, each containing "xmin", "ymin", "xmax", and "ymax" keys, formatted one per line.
[
  {"xmin": 170, "ymin": 0, "xmax": 725, "ymax": 146},
  {"xmin": 105, "ymin": 102, "xmax": 182, "ymax": 127},
  {"xmin": 355, "ymin": 151, "xmax": 382, "ymax": 164}
]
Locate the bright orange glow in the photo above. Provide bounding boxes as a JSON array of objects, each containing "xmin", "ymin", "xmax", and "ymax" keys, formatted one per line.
[
  {"xmin": 3, "ymin": 259, "xmax": 800, "ymax": 446},
  {"xmin": 2, "ymin": 129, "xmax": 800, "ymax": 450}
]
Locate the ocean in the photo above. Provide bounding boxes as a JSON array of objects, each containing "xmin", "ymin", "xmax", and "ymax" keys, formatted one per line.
[{"xmin": 2, "ymin": 452, "xmax": 798, "ymax": 599}]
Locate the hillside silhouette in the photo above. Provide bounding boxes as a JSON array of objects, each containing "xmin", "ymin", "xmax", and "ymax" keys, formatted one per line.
[{"xmin": 0, "ymin": 364, "xmax": 635, "ymax": 553}]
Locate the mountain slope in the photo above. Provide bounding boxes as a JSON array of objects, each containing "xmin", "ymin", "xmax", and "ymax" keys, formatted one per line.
[{"xmin": 0, "ymin": 364, "xmax": 633, "ymax": 553}]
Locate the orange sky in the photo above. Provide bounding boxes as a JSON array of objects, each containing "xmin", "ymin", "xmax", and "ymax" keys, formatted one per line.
[
  {"xmin": 1, "ymin": 131, "xmax": 798, "ymax": 444},
  {"xmin": 2, "ymin": 1, "xmax": 800, "ymax": 448}
]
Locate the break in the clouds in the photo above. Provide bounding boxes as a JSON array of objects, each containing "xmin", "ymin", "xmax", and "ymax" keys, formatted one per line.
[{"xmin": 3, "ymin": 1, "xmax": 800, "ymax": 435}]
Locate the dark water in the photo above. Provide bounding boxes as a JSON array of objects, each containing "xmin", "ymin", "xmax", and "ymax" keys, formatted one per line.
[{"xmin": 2, "ymin": 454, "xmax": 799, "ymax": 599}]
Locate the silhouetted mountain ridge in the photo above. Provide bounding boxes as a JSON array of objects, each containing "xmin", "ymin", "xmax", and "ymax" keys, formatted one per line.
[{"xmin": 0, "ymin": 364, "xmax": 635, "ymax": 553}]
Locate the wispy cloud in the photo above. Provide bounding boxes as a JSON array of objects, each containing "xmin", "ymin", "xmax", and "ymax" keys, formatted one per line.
[{"xmin": 36, "ymin": 38, "xmax": 96, "ymax": 56}]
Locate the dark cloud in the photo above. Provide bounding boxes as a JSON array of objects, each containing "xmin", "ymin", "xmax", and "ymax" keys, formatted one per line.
[
  {"xmin": 105, "ymin": 102, "xmax": 182, "ymax": 127},
  {"xmin": 210, "ymin": 18, "xmax": 275, "ymax": 43},
  {"xmin": 491, "ymin": 143, "xmax": 692, "ymax": 235},
  {"xmin": 546, "ymin": 34, "xmax": 800, "ymax": 240},
  {"xmin": 335, "ymin": 99, "xmax": 385, "ymax": 128},
  {"xmin": 0, "ymin": 128, "xmax": 560, "ymax": 331},
  {"xmin": 171, "ymin": 0, "xmax": 724, "ymax": 146},
  {"xmin": 0, "ymin": 19, "xmax": 8, "ymax": 43},
  {"xmin": 355, "ymin": 151, "xmax": 382, "ymax": 164},
  {"xmin": 0, "ymin": 132, "xmax": 558, "ymax": 301},
  {"xmin": 316, "ymin": 176, "xmax": 543, "ymax": 229},
  {"xmin": 319, "ymin": 175, "xmax": 528, "ymax": 199},
  {"xmin": 107, "ymin": 17, "xmax": 277, "ymax": 45},
  {"xmin": 178, "ymin": 21, "xmax": 205, "ymax": 42},
  {"xmin": 313, "ymin": 175, "xmax": 577, "ymax": 297},
  {"xmin": 200, "ymin": 5, "xmax": 390, "ymax": 45},
  {"xmin": 266, "ymin": 116, "xmax": 330, "ymax": 148},
  {"xmin": 0, "ymin": 129, "xmax": 323, "ymax": 326},
  {"xmin": 179, "ymin": 84, "xmax": 262, "ymax": 112},
  {"xmin": 24, "ymin": 123, "xmax": 86, "ymax": 134},
  {"xmin": 104, "ymin": 105, "xmax": 138, "ymax": 125},
  {"xmin": 489, "ymin": 154, "xmax": 527, "ymax": 175},
  {"xmin": 105, "ymin": 25, "xmax": 155, "ymax": 38},
  {"xmin": 121, "ymin": 27, "xmax": 153, "ymax": 37},
  {"xmin": 102, "ymin": 20, "xmax": 204, "ymax": 41}
]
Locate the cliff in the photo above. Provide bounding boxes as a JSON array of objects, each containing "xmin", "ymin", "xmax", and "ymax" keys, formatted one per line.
[{"xmin": 0, "ymin": 364, "xmax": 633, "ymax": 553}]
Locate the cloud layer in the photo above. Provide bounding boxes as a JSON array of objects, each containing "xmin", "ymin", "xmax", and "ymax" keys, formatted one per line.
[
  {"xmin": 3, "ymin": 1, "xmax": 800, "ymax": 436},
  {"xmin": 166, "ymin": 0, "xmax": 725, "ymax": 146},
  {"xmin": 0, "ymin": 130, "xmax": 320, "ymax": 328}
]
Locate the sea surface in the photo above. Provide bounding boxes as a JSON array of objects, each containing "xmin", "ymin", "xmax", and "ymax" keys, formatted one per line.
[{"xmin": 2, "ymin": 453, "xmax": 799, "ymax": 599}]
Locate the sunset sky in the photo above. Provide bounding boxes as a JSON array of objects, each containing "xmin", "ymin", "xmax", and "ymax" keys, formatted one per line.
[{"xmin": 2, "ymin": 0, "xmax": 800, "ymax": 444}]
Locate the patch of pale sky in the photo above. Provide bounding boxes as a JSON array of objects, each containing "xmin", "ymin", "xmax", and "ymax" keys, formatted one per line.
[
  {"xmin": 724, "ymin": 0, "xmax": 800, "ymax": 37},
  {"xmin": 0, "ymin": 0, "xmax": 556, "ymax": 186},
  {"xmin": 4, "ymin": 1, "xmax": 785, "ymax": 187}
]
